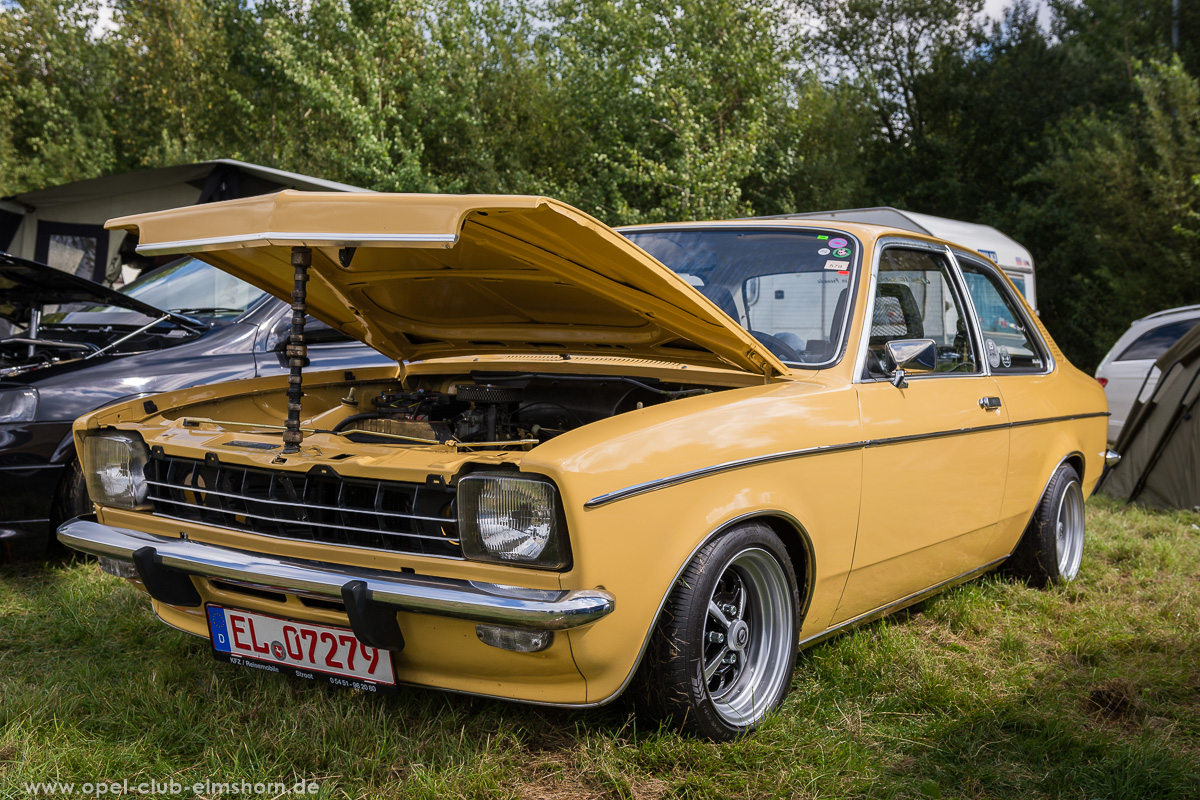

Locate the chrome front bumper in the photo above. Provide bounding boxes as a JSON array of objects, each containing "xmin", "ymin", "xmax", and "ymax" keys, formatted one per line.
[{"xmin": 58, "ymin": 516, "xmax": 614, "ymax": 633}]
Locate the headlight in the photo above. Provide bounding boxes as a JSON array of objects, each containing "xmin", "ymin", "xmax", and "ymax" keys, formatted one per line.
[
  {"xmin": 458, "ymin": 474, "xmax": 568, "ymax": 569},
  {"xmin": 0, "ymin": 387, "xmax": 38, "ymax": 422},
  {"xmin": 81, "ymin": 431, "xmax": 151, "ymax": 510}
]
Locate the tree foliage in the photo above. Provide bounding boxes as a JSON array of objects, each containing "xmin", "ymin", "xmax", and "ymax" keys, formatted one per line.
[{"xmin": 3, "ymin": 0, "xmax": 1200, "ymax": 369}]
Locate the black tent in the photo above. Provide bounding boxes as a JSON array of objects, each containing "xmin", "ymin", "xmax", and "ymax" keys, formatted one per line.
[{"xmin": 1099, "ymin": 323, "xmax": 1200, "ymax": 509}]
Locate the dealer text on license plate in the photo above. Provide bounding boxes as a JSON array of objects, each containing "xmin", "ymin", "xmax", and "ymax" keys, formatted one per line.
[{"xmin": 206, "ymin": 605, "xmax": 396, "ymax": 692}]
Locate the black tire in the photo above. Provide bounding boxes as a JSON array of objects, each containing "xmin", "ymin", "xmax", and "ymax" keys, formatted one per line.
[
  {"xmin": 1007, "ymin": 463, "xmax": 1086, "ymax": 587},
  {"xmin": 634, "ymin": 522, "xmax": 800, "ymax": 741},
  {"xmin": 49, "ymin": 458, "xmax": 92, "ymax": 554}
]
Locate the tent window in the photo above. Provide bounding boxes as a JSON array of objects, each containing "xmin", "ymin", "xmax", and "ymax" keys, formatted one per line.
[
  {"xmin": 33, "ymin": 221, "xmax": 109, "ymax": 283},
  {"xmin": 1117, "ymin": 319, "xmax": 1200, "ymax": 362}
]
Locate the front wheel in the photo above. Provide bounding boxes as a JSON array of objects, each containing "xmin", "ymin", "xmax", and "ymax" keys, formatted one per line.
[
  {"xmin": 635, "ymin": 522, "xmax": 800, "ymax": 741},
  {"xmin": 1008, "ymin": 463, "xmax": 1086, "ymax": 587}
]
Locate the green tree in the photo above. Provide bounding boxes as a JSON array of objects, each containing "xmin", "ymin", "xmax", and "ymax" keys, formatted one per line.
[
  {"xmin": 109, "ymin": 0, "xmax": 262, "ymax": 167},
  {"xmin": 0, "ymin": 0, "xmax": 116, "ymax": 194},
  {"xmin": 1016, "ymin": 59, "xmax": 1200, "ymax": 369},
  {"xmin": 543, "ymin": 0, "xmax": 795, "ymax": 223}
]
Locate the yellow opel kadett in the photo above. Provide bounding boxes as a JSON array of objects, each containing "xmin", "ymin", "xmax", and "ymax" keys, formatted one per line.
[{"xmin": 59, "ymin": 192, "xmax": 1112, "ymax": 740}]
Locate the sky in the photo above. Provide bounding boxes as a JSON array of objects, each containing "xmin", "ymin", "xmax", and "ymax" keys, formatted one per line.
[{"xmin": 984, "ymin": 0, "xmax": 1054, "ymax": 28}]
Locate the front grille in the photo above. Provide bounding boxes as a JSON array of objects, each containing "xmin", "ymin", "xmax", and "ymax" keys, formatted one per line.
[{"xmin": 144, "ymin": 454, "xmax": 460, "ymax": 558}]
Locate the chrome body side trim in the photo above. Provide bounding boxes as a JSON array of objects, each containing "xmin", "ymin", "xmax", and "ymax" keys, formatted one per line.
[
  {"xmin": 585, "ymin": 413, "xmax": 1109, "ymax": 508},
  {"xmin": 583, "ymin": 442, "xmax": 863, "ymax": 508},
  {"xmin": 1010, "ymin": 411, "xmax": 1109, "ymax": 428},
  {"xmin": 1104, "ymin": 449, "xmax": 1121, "ymax": 468},
  {"xmin": 137, "ymin": 232, "xmax": 459, "ymax": 256},
  {"xmin": 57, "ymin": 516, "xmax": 612, "ymax": 631}
]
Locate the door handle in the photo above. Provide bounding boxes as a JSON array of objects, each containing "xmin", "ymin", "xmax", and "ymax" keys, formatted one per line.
[{"xmin": 978, "ymin": 396, "xmax": 1002, "ymax": 411}]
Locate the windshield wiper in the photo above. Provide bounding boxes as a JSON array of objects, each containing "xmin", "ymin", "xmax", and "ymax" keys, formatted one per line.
[{"xmin": 169, "ymin": 307, "xmax": 243, "ymax": 315}]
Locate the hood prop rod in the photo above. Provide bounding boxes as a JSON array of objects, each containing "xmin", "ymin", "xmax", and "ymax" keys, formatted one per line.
[{"xmin": 282, "ymin": 246, "xmax": 310, "ymax": 454}]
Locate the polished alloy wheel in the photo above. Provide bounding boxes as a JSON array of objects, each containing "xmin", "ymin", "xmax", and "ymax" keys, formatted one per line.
[
  {"xmin": 701, "ymin": 547, "xmax": 795, "ymax": 727},
  {"xmin": 1054, "ymin": 478, "xmax": 1085, "ymax": 580}
]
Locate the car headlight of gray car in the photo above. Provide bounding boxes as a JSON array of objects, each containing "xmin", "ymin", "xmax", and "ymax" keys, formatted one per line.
[
  {"xmin": 457, "ymin": 474, "xmax": 569, "ymax": 569},
  {"xmin": 81, "ymin": 431, "xmax": 152, "ymax": 510},
  {"xmin": 0, "ymin": 386, "xmax": 38, "ymax": 423}
]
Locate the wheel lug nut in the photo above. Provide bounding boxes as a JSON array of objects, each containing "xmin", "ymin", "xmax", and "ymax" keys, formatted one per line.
[
  {"xmin": 723, "ymin": 653, "xmax": 737, "ymax": 664},
  {"xmin": 723, "ymin": 604, "xmax": 737, "ymax": 617},
  {"xmin": 707, "ymin": 632, "xmax": 725, "ymax": 644}
]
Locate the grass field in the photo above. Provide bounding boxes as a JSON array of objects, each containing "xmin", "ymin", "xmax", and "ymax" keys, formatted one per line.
[{"xmin": 2, "ymin": 495, "xmax": 1197, "ymax": 799}]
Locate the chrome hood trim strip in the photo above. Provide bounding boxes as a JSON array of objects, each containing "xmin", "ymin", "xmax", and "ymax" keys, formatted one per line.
[{"xmin": 136, "ymin": 231, "xmax": 458, "ymax": 255}]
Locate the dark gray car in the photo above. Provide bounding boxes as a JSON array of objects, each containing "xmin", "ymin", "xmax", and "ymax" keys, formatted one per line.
[{"xmin": 0, "ymin": 253, "xmax": 393, "ymax": 557}]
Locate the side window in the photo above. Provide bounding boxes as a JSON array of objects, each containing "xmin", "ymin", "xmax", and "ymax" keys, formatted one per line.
[
  {"xmin": 865, "ymin": 248, "xmax": 977, "ymax": 378},
  {"xmin": 1116, "ymin": 319, "xmax": 1199, "ymax": 362},
  {"xmin": 959, "ymin": 259, "xmax": 1046, "ymax": 372}
]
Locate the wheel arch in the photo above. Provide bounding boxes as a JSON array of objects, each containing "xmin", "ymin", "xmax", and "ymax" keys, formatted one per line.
[
  {"xmin": 1010, "ymin": 449, "xmax": 1086, "ymax": 555},
  {"xmin": 598, "ymin": 508, "xmax": 817, "ymax": 708},
  {"xmin": 742, "ymin": 512, "xmax": 817, "ymax": 622},
  {"xmin": 1063, "ymin": 451, "xmax": 1086, "ymax": 485}
]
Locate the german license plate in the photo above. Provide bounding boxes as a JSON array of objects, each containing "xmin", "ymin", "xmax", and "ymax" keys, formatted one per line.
[{"xmin": 206, "ymin": 605, "xmax": 397, "ymax": 693}]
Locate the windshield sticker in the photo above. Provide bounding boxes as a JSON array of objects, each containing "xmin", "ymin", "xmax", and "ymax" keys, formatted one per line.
[
  {"xmin": 833, "ymin": 248, "xmax": 851, "ymax": 258},
  {"xmin": 985, "ymin": 338, "xmax": 1001, "ymax": 369},
  {"xmin": 999, "ymin": 346, "xmax": 1012, "ymax": 369},
  {"xmin": 828, "ymin": 237, "xmax": 848, "ymax": 248},
  {"xmin": 824, "ymin": 260, "xmax": 850, "ymax": 271},
  {"xmin": 818, "ymin": 248, "xmax": 831, "ymax": 255}
]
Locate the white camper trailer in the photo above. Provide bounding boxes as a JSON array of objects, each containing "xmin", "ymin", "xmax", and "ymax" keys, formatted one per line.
[{"xmin": 763, "ymin": 207, "xmax": 1038, "ymax": 312}]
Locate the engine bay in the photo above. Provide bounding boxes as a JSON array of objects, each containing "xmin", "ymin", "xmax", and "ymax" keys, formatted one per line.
[
  {"xmin": 0, "ymin": 323, "xmax": 189, "ymax": 379},
  {"xmin": 331, "ymin": 373, "xmax": 716, "ymax": 448}
]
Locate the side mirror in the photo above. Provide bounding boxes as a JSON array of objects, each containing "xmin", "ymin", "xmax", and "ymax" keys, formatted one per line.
[{"xmin": 883, "ymin": 338, "xmax": 937, "ymax": 388}]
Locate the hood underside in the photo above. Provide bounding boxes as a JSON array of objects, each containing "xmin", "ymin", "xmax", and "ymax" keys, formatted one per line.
[
  {"xmin": 0, "ymin": 250, "xmax": 173, "ymax": 326},
  {"xmin": 106, "ymin": 192, "xmax": 787, "ymax": 376}
]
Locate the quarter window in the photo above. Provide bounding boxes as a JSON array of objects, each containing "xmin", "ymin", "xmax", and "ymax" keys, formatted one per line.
[
  {"xmin": 865, "ymin": 248, "xmax": 977, "ymax": 378},
  {"xmin": 959, "ymin": 259, "xmax": 1046, "ymax": 372}
]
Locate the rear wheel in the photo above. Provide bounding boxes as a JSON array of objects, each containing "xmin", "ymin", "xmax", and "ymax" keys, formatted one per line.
[
  {"xmin": 635, "ymin": 522, "xmax": 800, "ymax": 741},
  {"xmin": 1009, "ymin": 463, "xmax": 1085, "ymax": 587}
]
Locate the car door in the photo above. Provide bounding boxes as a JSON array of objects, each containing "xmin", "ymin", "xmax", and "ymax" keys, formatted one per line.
[
  {"xmin": 955, "ymin": 254, "xmax": 1068, "ymax": 560},
  {"xmin": 833, "ymin": 242, "xmax": 1010, "ymax": 624}
]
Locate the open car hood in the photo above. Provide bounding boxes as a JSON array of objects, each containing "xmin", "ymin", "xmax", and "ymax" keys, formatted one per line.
[
  {"xmin": 107, "ymin": 192, "xmax": 788, "ymax": 376},
  {"xmin": 0, "ymin": 250, "xmax": 174, "ymax": 326}
]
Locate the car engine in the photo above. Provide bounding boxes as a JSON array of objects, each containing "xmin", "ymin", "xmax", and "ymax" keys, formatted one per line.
[{"xmin": 332, "ymin": 374, "xmax": 713, "ymax": 446}]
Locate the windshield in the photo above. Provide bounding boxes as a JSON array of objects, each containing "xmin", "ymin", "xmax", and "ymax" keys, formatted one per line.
[
  {"xmin": 118, "ymin": 258, "xmax": 265, "ymax": 319},
  {"xmin": 50, "ymin": 258, "xmax": 266, "ymax": 324},
  {"xmin": 622, "ymin": 228, "xmax": 858, "ymax": 366}
]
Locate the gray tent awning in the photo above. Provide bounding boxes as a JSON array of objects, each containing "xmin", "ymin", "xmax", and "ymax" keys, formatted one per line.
[{"xmin": 2, "ymin": 159, "xmax": 369, "ymax": 211}]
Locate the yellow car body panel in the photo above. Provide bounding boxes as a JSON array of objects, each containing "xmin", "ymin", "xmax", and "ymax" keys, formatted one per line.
[{"xmin": 61, "ymin": 193, "xmax": 1109, "ymax": 717}]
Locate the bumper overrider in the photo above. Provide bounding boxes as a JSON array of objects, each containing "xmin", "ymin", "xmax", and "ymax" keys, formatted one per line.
[{"xmin": 57, "ymin": 515, "xmax": 615, "ymax": 652}]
